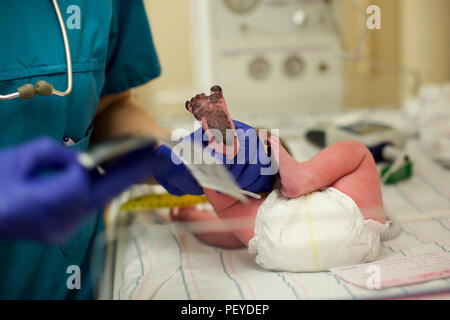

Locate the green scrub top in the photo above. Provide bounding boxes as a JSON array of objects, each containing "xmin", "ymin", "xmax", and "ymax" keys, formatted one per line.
[{"xmin": 0, "ymin": 0, "xmax": 161, "ymax": 299}]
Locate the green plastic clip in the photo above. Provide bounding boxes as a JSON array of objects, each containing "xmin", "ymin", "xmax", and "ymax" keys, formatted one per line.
[{"xmin": 380, "ymin": 160, "xmax": 413, "ymax": 184}]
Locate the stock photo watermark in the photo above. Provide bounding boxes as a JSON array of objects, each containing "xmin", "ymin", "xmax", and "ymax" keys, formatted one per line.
[
  {"xmin": 66, "ymin": 4, "xmax": 81, "ymax": 30},
  {"xmin": 366, "ymin": 4, "xmax": 381, "ymax": 30},
  {"xmin": 63, "ymin": 4, "xmax": 381, "ymax": 34},
  {"xmin": 66, "ymin": 265, "xmax": 81, "ymax": 290}
]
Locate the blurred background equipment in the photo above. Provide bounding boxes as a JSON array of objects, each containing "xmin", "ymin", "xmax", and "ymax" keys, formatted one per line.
[
  {"xmin": 305, "ymin": 120, "xmax": 414, "ymax": 184},
  {"xmin": 191, "ymin": 0, "xmax": 343, "ymax": 117},
  {"xmin": 305, "ymin": 120, "xmax": 407, "ymax": 150},
  {"xmin": 135, "ymin": 0, "xmax": 449, "ymax": 121}
]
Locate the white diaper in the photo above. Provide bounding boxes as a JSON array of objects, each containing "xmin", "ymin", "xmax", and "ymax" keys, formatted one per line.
[{"xmin": 248, "ymin": 188, "xmax": 389, "ymax": 272}]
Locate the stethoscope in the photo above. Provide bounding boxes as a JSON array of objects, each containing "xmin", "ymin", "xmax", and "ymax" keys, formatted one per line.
[{"xmin": 0, "ymin": 0, "xmax": 73, "ymax": 101}]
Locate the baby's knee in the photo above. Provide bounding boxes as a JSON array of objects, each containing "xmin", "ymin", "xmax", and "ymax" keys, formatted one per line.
[
  {"xmin": 336, "ymin": 140, "xmax": 369, "ymax": 155},
  {"xmin": 338, "ymin": 140, "xmax": 377, "ymax": 169}
]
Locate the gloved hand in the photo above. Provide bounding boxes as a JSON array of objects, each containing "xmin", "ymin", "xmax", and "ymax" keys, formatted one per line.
[
  {"xmin": 0, "ymin": 137, "xmax": 158, "ymax": 244},
  {"xmin": 200, "ymin": 120, "xmax": 275, "ymax": 194},
  {"xmin": 151, "ymin": 144, "xmax": 204, "ymax": 196},
  {"xmin": 154, "ymin": 120, "xmax": 275, "ymax": 196}
]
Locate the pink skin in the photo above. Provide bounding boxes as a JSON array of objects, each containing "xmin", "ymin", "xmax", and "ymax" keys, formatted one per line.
[
  {"xmin": 171, "ymin": 207, "xmax": 244, "ymax": 249},
  {"xmin": 173, "ymin": 87, "xmax": 386, "ymax": 248},
  {"xmin": 185, "ymin": 86, "xmax": 239, "ymax": 158}
]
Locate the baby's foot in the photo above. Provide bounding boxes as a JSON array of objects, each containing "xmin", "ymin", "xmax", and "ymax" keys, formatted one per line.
[{"xmin": 185, "ymin": 86, "xmax": 238, "ymax": 158}]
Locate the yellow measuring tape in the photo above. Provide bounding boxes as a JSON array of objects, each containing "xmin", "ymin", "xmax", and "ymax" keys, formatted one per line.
[
  {"xmin": 120, "ymin": 192, "xmax": 271, "ymax": 212},
  {"xmin": 120, "ymin": 193, "xmax": 209, "ymax": 211}
]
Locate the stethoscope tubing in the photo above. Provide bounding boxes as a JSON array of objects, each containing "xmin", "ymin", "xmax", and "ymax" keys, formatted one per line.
[{"xmin": 0, "ymin": 0, "xmax": 73, "ymax": 101}]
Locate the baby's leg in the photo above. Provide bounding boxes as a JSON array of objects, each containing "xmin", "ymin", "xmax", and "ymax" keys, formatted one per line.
[
  {"xmin": 183, "ymin": 86, "xmax": 264, "ymax": 246},
  {"xmin": 171, "ymin": 207, "xmax": 245, "ymax": 248},
  {"xmin": 272, "ymin": 137, "xmax": 385, "ymax": 223},
  {"xmin": 330, "ymin": 149, "xmax": 385, "ymax": 223},
  {"xmin": 203, "ymin": 189, "xmax": 264, "ymax": 246}
]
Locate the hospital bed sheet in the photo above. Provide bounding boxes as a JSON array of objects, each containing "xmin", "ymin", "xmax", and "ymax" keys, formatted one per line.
[{"xmin": 107, "ymin": 110, "xmax": 450, "ymax": 300}]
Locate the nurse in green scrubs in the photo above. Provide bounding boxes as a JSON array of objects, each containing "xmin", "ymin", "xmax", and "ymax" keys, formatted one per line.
[{"xmin": 0, "ymin": 0, "xmax": 169, "ymax": 299}]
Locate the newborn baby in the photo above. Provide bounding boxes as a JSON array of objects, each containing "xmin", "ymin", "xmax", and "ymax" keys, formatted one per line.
[{"xmin": 172, "ymin": 86, "xmax": 389, "ymax": 272}]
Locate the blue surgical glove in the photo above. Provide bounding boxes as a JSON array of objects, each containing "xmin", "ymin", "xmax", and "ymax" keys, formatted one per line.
[
  {"xmin": 211, "ymin": 120, "xmax": 275, "ymax": 193},
  {"xmin": 0, "ymin": 137, "xmax": 158, "ymax": 244},
  {"xmin": 154, "ymin": 120, "xmax": 275, "ymax": 195},
  {"xmin": 151, "ymin": 144, "xmax": 204, "ymax": 196}
]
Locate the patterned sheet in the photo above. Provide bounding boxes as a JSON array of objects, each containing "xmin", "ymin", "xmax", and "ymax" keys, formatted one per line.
[{"xmin": 106, "ymin": 110, "xmax": 450, "ymax": 300}]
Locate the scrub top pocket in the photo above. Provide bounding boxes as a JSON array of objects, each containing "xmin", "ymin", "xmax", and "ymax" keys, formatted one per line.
[{"xmin": 66, "ymin": 124, "xmax": 94, "ymax": 152}]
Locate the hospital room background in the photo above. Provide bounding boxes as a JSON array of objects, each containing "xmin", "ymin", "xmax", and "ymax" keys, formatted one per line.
[
  {"xmin": 95, "ymin": 0, "xmax": 450, "ymax": 300},
  {"xmin": 135, "ymin": 0, "xmax": 449, "ymax": 118}
]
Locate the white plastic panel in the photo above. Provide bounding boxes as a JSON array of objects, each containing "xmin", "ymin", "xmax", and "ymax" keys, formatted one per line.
[{"xmin": 192, "ymin": 0, "xmax": 343, "ymax": 117}]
